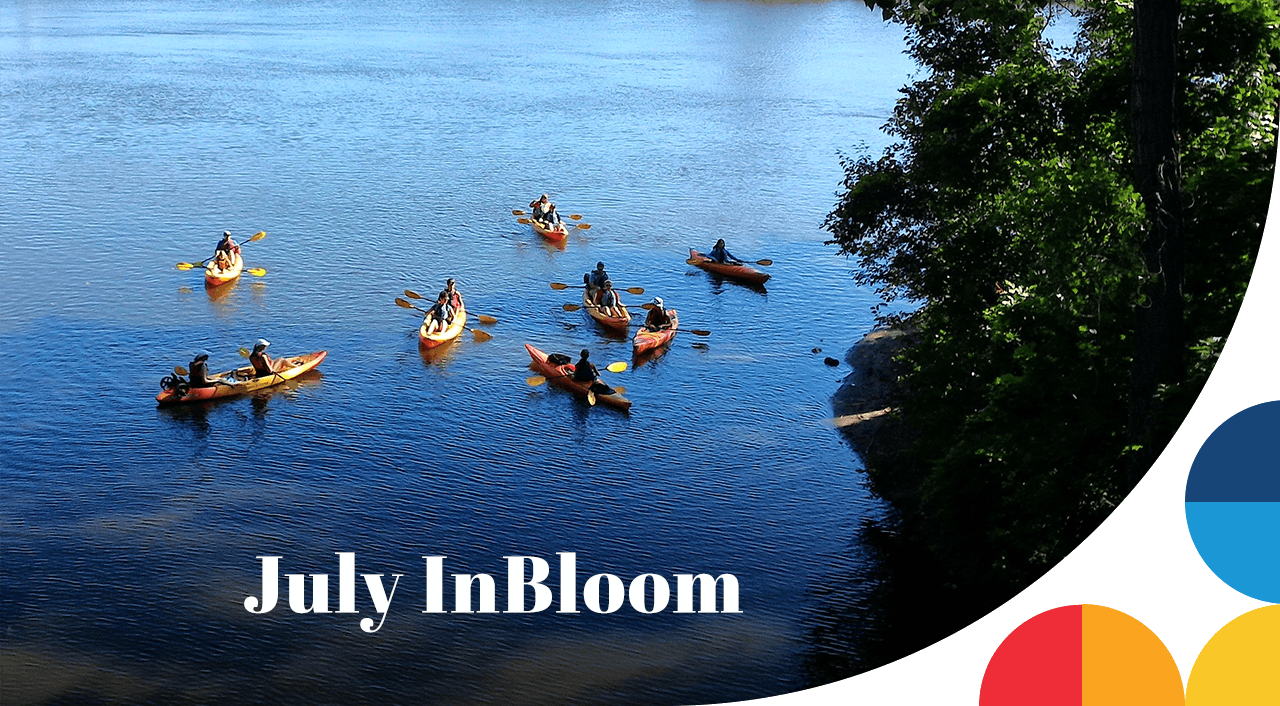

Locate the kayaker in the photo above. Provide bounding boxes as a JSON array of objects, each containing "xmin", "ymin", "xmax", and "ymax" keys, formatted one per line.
[
  {"xmin": 530, "ymin": 194, "xmax": 552, "ymax": 224},
  {"xmin": 189, "ymin": 351, "xmax": 221, "ymax": 388},
  {"xmin": 588, "ymin": 262, "xmax": 610, "ymax": 292},
  {"xmin": 643, "ymin": 297, "xmax": 673, "ymax": 332},
  {"xmin": 423, "ymin": 291, "xmax": 455, "ymax": 336},
  {"xmin": 572, "ymin": 349, "xmax": 600, "ymax": 384},
  {"xmin": 544, "ymin": 203, "xmax": 563, "ymax": 225},
  {"xmin": 214, "ymin": 231, "xmax": 240, "ymax": 266},
  {"xmin": 598, "ymin": 280, "xmax": 625, "ymax": 318},
  {"xmin": 249, "ymin": 339, "xmax": 279, "ymax": 378},
  {"xmin": 444, "ymin": 278, "xmax": 464, "ymax": 310},
  {"xmin": 707, "ymin": 238, "xmax": 742, "ymax": 264}
]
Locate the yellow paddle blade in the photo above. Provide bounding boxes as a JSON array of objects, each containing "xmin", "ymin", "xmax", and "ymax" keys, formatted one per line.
[
  {"xmin": 517, "ymin": 217, "xmax": 531, "ymax": 224},
  {"xmin": 176, "ymin": 262, "xmax": 197, "ymax": 270},
  {"xmin": 755, "ymin": 259, "xmax": 773, "ymax": 266},
  {"xmin": 640, "ymin": 303, "xmax": 656, "ymax": 310},
  {"xmin": 568, "ymin": 214, "xmax": 583, "ymax": 220},
  {"xmin": 624, "ymin": 286, "xmax": 645, "ymax": 295},
  {"xmin": 586, "ymin": 389, "xmax": 596, "ymax": 406},
  {"xmin": 247, "ymin": 231, "xmax": 267, "ymax": 243},
  {"xmin": 613, "ymin": 385, "xmax": 625, "ymax": 394},
  {"xmin": 246, "ymin": 268, "xmax": 267, "ymax": 276},
  {"xmin": 690, "ymin": 329, "xmax": 711, "ymax": 336},
  {"xmin": 238, "ymin": 347, "xmax": 251, "ymax": 358},
  {"xmin": 512, "ymin": 209, "xmax": 526, "ymax": 216},
  {"xmin": 470, "ymin": 329, "xmax": 493, "ymax": 342},
  {"xmin": 575, "ymin": 223, "xmax": 591, "ymax": 230},
  {"xmin": 686, "ymin": 258, "xmax": 701, "ymax": 266},
  {"xmin": 562, "ymin": 303, "xmax": 582, "ymax": 312},
  {"xmin": 526, "ymin": 375, "xmax": 547, "ymax": 386},
  {"xmin": 174, "ymin": 365, "xmax": 188, "ymax": 376},
  {"xmin": 404, "ymin": 289, "xmax": 424, "ymax": 299},
  {"xmin": 606, "ymin": 361, "xmax": 627, "ymax": 373},
  {"xmin": 395, "ymin": 297, "xmax": 416, "ymax": 309},
  {"xmin": 549, "ymin": 282, "xmax": 571, "ymax": 290},
  {"xmin": 475, "ymin": 314, "xmax": 498, "ymax": 325}
]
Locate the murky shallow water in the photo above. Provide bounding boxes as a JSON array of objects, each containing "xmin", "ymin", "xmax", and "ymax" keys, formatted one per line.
[{"xmin": 1, "ymin": 1, "xmax": 917, "ymax": 702}]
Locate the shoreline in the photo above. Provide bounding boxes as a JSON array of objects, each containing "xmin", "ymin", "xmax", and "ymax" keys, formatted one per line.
[{"xmin": 829, "ymin": 328, "xmax": 911, "ymax": 468}]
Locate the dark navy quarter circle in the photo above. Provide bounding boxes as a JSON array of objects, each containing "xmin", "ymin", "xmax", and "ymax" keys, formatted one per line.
[{"xmin": 1185, "ymin": 401, "xmax": 1280, "ymax": 503}]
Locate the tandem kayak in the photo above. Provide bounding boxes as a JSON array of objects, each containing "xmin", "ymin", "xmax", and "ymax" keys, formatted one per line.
[
  {"xmin": 633, "ymin": 310, "xmax": 678, "ymax": 354},
  {"xmin": 419, "ymin": 306, "xmax": 467, "ymax": 349},
  {"xmin": 532, "ymin": 219, "xmax": 570, "ymax": 242},
  {"xmin": 582, "ymin": 290, "xmax": 631, "ymax": 333},
  {"xmin": 156, "ymin": 351, "xmax": 327, "ymax": 405},
  {"xmin": 205, "ymin": 253, "xmax": 243, "ymax": 287},
  {"xmin": 525, "ymin": 343, "xmax": 632, "ymax": 411},
  {"xmin": 688, "ymin": 248, "xmax": 770, "ymax": 285}
]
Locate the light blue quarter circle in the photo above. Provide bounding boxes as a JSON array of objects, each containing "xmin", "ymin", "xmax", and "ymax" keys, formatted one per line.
[{"xmin": 1185, "ymin": 501, "xmax": 1280, "ymax": 603}]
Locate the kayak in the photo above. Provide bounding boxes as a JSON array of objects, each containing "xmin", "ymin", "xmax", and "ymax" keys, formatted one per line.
[
  {"xmin": 419, "ymin": 306, "xmax": 467, "ymax": 349},
  {"xmin": 156, "ymin": 351, "xmax": 327, "ymax": 405},
  {"xmin": 582, "ymin": 289, "xmax": 631, "ymax": 333},
  {"xmin": 525, "ymin": 343, "xmax": 632, "ymax": 411},
  {"xmin": 633, "ymin": 310, "xmax": 679, "ymax": 354},
  {"xmin": 205, "ymin": 253, "xmax": 243, "ymax": 286},
  {"xmin": 688, "ymin": 248, "xmax": 771, "ymax": 285},
  {"xmin": 532, "ymin": 219, "xmax": 570, "ymax": 242}
]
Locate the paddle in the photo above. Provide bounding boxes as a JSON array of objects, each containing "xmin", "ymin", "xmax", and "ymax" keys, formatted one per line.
[
  {"xmin": 526, "ymin": 360, "xmax": 628, "ymax": 389},
  {"xmin": 174, "ymin": 365, "xmax": 188, "ymax": 376},
  {"xmin": 687, "ymin": 256, "xmax": 772, "ymax": 267},
  {"xmin": 514, "ymin": 208, "xmax": 585, "ymax": 221},
  {"xmin": 394, "ymin": 297, "xmax": 492, "ymax": 341},
  {"xmin": 551, "ymin": 282, "xmax": 645, "ymax": 295},
  {"xmin": 176, "ymin": 231, "xmax": 267, "ymax": 270},
  {"xmin": 402, "ymin": 289, "xmax": 497, "ymax": 325}
]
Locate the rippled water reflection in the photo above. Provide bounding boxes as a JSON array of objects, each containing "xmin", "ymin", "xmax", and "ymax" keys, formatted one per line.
[{"xmin": 1, "ymin": 1, "xmax": 914, "ymax": 703}]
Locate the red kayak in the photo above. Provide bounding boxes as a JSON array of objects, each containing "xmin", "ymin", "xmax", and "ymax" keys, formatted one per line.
[
  {"xmin": 633, "ymin": 310, "xmax": 678, "ymax": 354},
  {"xmin": 525, "ymin": 343, "xmax": 631, "ymax": 411},
  {"xmin": 532, "ymin": 219, "xmax": 570, "ymax": 242},
  {"xmin": 688, "ymin": 248, "xmax": 770, "ymax": 285}
]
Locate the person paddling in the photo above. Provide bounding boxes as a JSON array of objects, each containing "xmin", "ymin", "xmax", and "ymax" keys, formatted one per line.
[
  {"xmin": 572, "ymin": 349, "xmax": 600, "ymax": 385},
  {"xmin": 249, "ymin": 339, "xmax": 279, "ymax": 378},
  {"xmin": 643, "ymin": 297, "xmax": 673, "ymax": 331},
  {"xmin": 189, "ymin": 351, "xmax": 223, "ymax": 388},
  {"xmin": 586, "ymin": 261, "xmax": 610, "ymax": 302},
  {"xmin": 214, "ymin": 231, "xmax": 240, "ymax": 270},
  {"xmin": 598, "ymin": 280, "xmax": 626, "ymax": 319},
  {"xmin": 423, "ymin": 291, "xmax": 455, "ymax": 336},
  {"xmin": 530, "ymin": 194, "xmax": 555, "ymax": 225},
  {"xmin": 444, "ymin": 278, "xmax": 464, "ymax": 311},
  {"xmin": 707, "ymin": 238, "xmax": 741, "ymax": 264}
]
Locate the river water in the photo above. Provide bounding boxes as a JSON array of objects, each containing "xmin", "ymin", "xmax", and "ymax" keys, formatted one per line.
[{"xmin": 1, "ymin": 1, "xmax": 915, "ymax": 703}]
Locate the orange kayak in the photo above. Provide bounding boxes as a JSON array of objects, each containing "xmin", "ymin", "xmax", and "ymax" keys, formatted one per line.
[
  {"xmin": 205, "ymin": 253, "xmax": 243, "ymax": 286},
  {"xmin": 419, "ymin": 306, "xmax": 467, "ymax": 349},
  {"xmin": 688, "ymin": 248, "xmax": 770, "ymax": 285},
  {"xmin": 156, "ymin": 351, "xmax": 327, "ymax": 405},
  {"xmin": 525, "ymin": 343, "xmax": 631, "ymax": 411},
  {"xmin": 532, "ymin": 219, "xmax": 569, "ymax": 242},
  {"xmin": 582, "ymin": 289, "xmax": 630, "ymax": 333},
  {"xmin": 633, "ymin": 310, "xmax": 678, "ymax": 354}
]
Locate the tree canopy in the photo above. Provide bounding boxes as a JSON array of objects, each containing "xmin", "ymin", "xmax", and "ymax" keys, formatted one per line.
[{"xmin": 827, "ymin": 0, "xmax": 1278, "ymax": 594}]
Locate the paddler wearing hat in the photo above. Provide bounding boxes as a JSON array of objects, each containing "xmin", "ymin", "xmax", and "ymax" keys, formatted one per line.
[
  {"xmin": 642, "ymin": 297, "xmax": 673, "ymax": 332},
  {"xmin": 188, "ymin": 350, "xmax": 223, "ymax": 388},
  {"xmin": 249, "ymin": 339, "xmax": 280, "ymax": 378}
]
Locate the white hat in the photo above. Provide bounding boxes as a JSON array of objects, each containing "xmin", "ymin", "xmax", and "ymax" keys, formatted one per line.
[
  {"xmin": 223, "ymin": 231, "xmax": 231, "ymax": 236},
  {"xmin": 652, "ymin": 297, "xmax": 664, "ymax": 308},
  {"xmin": 256, "ymin": 338, "xmax": 271, "ymax": 348}
]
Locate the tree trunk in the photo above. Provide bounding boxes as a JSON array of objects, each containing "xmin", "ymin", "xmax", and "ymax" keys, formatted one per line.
[{"xmin": 1128, "ymin": 0, "xmax": 1184, "ymax": 488}]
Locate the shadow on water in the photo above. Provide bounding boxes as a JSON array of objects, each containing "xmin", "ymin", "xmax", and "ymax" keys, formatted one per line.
[
  {"xmin": 693, "ymin": 270, "xmax": 770, "ymax": 297},
  {"xmin": 800, "ymin": 516, "xmax": 989, "ymax": 687}
]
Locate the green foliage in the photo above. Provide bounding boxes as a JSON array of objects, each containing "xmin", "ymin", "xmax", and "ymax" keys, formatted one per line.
[{"xmin": 828, "ymin": 0, "xmax": 1278, "ymax": 593}]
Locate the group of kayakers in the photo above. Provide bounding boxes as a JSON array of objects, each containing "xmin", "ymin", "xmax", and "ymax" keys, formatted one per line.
[
  {"xmin": 529, "ymin": 194, "xmax": 563, "ymax": 228},
  {"xmin": 163, "ymin": 205, "xmax": 764, "ymax": 407},
  {"xmin": 212, "ymin": 230, "xmax": 241, "ymax": 273},
  {"xmin": 186, "ymin": 339, "xmax": 279, "ymax": 388},
  {"xmin": 422, "ymin": 278, "xmax": 465, "ymax": 336}
]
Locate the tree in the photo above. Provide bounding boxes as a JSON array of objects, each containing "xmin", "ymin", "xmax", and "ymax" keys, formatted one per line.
[{"xmin": 826, "ymin": 0, "xmax": 1278, "ymax": 596}]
